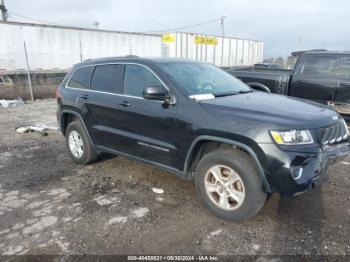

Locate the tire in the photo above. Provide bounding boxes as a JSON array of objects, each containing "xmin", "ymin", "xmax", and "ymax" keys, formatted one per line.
[
  {"xmin": 194, "ymin": 148, "xmax": 267, "ymax": 221},
  {"xmin": 65, "ymin": 120, "xmax": 98, "ymax": 165}
]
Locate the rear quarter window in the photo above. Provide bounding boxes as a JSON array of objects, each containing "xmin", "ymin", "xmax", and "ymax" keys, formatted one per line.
[{"xmin": 67, "ymin": 66, "xmax": 93, "ymax": 89}]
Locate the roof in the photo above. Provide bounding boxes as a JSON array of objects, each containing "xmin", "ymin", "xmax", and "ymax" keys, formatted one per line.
[{"xmin": 80, "ymin": 56, "xmax": 199, "ymax": 66}]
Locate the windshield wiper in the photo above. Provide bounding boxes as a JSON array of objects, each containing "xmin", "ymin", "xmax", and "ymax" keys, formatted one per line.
[
  {"xmin": 213, "ymin": 92, "xmax": 237, "ymax": 97},
  {"xmin": 213, "ymin": 90, "xmax": 252, "ymax": 97},
  {"xmin": 237, "ymin": 90, "xmax": 253, "ymax": 94}
]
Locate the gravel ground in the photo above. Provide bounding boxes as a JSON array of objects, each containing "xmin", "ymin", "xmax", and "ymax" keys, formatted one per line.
[{"xmin": 0, "ymin": 99, "xmax": 349, "ymax": 256}]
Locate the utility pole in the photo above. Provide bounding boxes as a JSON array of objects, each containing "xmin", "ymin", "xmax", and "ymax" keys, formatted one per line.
[
  {"xmin": 220, "ymin": 15, "xmax": 226, "ymax": 66},
  {"xmin": 93, "ymin": 21, "xmax": 100, "ymax": 30},
  {"xmin": 0, "ymin": 0, "xmax": 8, "ymax": 21},
  {"xmin": 79, "ymin": 41, "xmax": 83, "ymax": 62},
  {"xmin": 298, "ymin": 35, "xmax": 303, "ymax": 51},
  {"xmin": 220, "ymin": 15, "xmax": 226, "ymax": 37}
]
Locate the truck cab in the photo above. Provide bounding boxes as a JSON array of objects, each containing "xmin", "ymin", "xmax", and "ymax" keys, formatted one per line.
[
  {"xmin": 228, "ymin": 51, "xmax": 350, "ymax": 122},
  {"xmin": 290, "ymin": 52, "xmax": 350, "ymax": 109}
]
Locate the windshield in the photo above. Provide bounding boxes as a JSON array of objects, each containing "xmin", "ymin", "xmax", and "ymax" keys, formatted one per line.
[{"xmin": 158, "ymin": 62, "xmax": 251, "ymax": 96}]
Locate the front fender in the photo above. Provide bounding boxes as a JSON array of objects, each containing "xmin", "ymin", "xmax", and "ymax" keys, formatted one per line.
[{"xmin": 184, "ymin": 135, "xmax": 272, "ymax": 193}]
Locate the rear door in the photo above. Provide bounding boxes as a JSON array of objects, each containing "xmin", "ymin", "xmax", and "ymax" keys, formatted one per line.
[
  {"xmin": 109, "ymin": 63, "xmax": 179, "ymax": 167},
  {"xmin": 289, "ymin": 54, "xmax": 338, "ymax": 103},
  {"xmin": 79, "ymin": 64, "xmax": 127, "ymax": 149}
]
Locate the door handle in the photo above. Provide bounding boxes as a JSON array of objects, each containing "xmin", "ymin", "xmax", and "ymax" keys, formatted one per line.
[
  {"xmin": 118, "ymin": 101, "xmax": 130, "ymax": 107},
  {"xmin": 296, "ymin": 80, "xmax": 307, "ymax": 84},
  {"xmin": 340, "ymin": 82, "xmax": 350, "ymax": 87},
  {"xmin": 79, "ymin": 94, "xmax": 89, "ymax": 100}
]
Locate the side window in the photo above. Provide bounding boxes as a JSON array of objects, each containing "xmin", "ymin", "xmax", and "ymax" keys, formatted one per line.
[
  {"xmin": 336, "ymin": 56, "xmax": 350, "ymax": 79},
  {"xmin": 123, "ymin": 64, "xmax": 164, "ymax": 97},
  {"xmin": 91, "ymin": 64, "xmax": 123, "ymax": 93},
  {"xmin": 296, "ymin": 55, "xmax": 337, "ymax": 77},
  {"xmin": 67, "ymin": 66, "xmax": 93, "ymax": 89}
]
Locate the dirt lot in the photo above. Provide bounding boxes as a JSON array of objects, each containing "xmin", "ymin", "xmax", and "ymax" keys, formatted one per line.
[{"xmin": 0, "ymin": 99, "xmax": 350, "ymax": 256}]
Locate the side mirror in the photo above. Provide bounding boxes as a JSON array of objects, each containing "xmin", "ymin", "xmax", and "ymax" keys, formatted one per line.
[{"xmin": 143, "ymin": 86, "xmax": 168, "ymax": 101}]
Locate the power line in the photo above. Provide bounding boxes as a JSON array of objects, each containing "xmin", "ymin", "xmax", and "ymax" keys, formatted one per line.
[
  {"xmin": 144, "ymin": 17, "xmax": 222, "ymax": 33},
  {"xmin": 8, "ymin": 10, "xmax": 103, "ymax": 32},
  {"xmin": 7, "ymin": 10, "xmax": 71, "ymax": 27},
  {"xmin": 6, "ymin": 10, "xmax": 226, "ymax": 37},
  {"xmin": 8, "ymin": 10, "xmax": 104, "ymax": 32}
]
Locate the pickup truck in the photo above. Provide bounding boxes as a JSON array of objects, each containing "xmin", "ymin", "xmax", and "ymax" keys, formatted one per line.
[{"xmin": 227, "ymin": 51, "xmax": 350, "ymax": 122}]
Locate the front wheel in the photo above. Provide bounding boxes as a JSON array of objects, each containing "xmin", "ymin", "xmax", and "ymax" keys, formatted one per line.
[{"xmin": 194, "ymin": 148, "xmax": 267, "ymax": 221}]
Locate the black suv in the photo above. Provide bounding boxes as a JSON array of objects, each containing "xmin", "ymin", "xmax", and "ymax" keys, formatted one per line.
[{"xmin": 57, "ymin": 57, "xmax": 350, "ymax": 221}]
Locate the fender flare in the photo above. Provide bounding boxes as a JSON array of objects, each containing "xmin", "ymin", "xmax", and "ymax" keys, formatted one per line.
[
  {"xmin": 184, "ymin": 135, "xmax": 271, "ymax": 193},
  {"xmin": 60, "ymin": 109, "xmax": 95, "ymax": 146},
  {"xmin": 247, "ymin": 82, "xmax": 271, "ymax": 93}
]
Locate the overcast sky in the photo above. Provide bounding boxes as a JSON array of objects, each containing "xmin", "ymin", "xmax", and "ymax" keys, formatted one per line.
[{"xmin": 5, "ymin": 0, "xmax": 350, "ymax": 58}]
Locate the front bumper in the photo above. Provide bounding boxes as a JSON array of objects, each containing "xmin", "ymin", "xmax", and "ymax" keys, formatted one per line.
[{"xmin": 259, "ymin": 142, "xmax": 350, "ymax": 196}]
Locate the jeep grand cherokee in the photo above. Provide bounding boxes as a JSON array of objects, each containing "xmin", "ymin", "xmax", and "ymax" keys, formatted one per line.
[{"xmin": 56, "ymin": 57, "xmax": 350, "ymax": 221}]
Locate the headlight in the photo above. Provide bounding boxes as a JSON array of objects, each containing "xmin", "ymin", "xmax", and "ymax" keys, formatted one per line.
[{"xmin": 270, "ymin": 130, "xmax": 313, "ymax": 145}]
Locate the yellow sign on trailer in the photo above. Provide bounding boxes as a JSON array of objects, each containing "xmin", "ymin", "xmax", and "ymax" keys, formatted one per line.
[
  {"xmin": 162, "ymin": 34, "xmax": 176, "ymax": 43},
  {"xmin": 194, "ymin": 36, "xmax": 218, "ymax": 45}
]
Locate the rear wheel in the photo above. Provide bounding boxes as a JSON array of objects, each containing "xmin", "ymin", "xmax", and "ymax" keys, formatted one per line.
[
  {"xmin": 65, "ymin": 120, "xmax": 98, "ymax": 165},
  {"xmin": 194, "ymin": 148, "xmax": 267, "ymax": 221}
]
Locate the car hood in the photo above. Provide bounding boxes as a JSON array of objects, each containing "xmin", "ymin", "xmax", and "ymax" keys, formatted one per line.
[{"xmin": 199, "ymin": 92, "xmax": 339, "ymax": 129}]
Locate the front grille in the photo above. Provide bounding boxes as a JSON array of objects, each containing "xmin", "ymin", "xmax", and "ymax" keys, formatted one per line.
[{"xmin": 321, "ymin": 120, "xmax": 349, "ymax": 146}]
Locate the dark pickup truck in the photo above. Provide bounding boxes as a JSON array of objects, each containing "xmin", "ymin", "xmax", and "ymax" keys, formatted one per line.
[{"xmin": 227, "ymin": 51, "xmax": 350, "ymax": 122}]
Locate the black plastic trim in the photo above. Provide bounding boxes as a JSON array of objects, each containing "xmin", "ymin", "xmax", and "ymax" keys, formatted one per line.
[
  {"xmin": 97, "ymin": 146, "xmax": 189, "ymax": 180},
  {"xmin": 184, "ymin": 135, "xmax": 272, "ymax": 192},
  {"xmin": 60, "ymin": 109, "xmax": 95, "ymax": 146}
]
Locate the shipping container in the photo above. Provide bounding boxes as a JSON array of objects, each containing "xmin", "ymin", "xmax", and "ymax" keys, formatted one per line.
[
  {"xmin": 0, "ymin": 21, "xmax": 162, "ymax": 70},
  {"xmin": 161, "ymin": 32, "xmax": 264, "ymax": 67}
]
